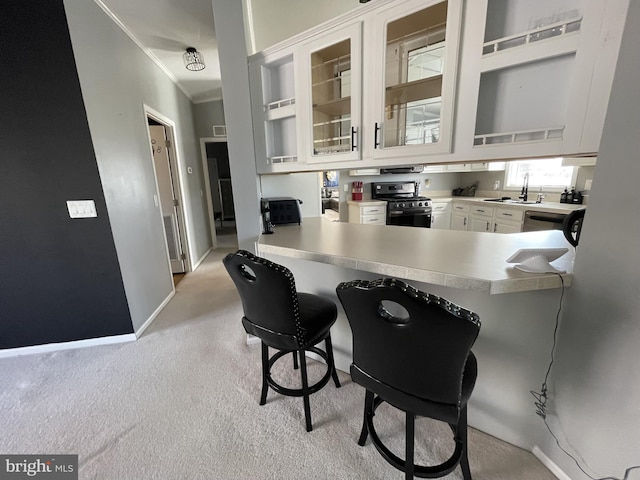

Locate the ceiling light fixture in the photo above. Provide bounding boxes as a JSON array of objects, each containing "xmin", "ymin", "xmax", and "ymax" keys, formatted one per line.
[{"xmin": 183, "ymin": 47, "xmax": 206, "ymax": 71}]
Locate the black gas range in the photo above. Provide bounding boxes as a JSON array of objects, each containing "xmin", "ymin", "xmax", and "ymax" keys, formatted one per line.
[{"xmin": 371, "ymin": 181, "xmax": 432, "ymax": 228}]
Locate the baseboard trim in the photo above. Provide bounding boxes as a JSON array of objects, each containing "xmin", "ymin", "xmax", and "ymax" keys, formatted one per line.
[
  {"xmin": 0, "ymin": 334, "xmax": 137, "ymax": 359},
  {"xmin": 532, "ymin": 445, "xmax": 573, "ymax": 480},
  {"xmin": 192, "ymin": 247, "xmax": 212, "ymax": 271},
  {"xmin": 135, "ymin": 290, "xmax": 175, "ymax": 338}
]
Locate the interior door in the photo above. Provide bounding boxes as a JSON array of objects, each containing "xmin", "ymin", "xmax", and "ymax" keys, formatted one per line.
[{"xmin": 149, "ymin": 125, "xmax": 185, "ymax": 273}]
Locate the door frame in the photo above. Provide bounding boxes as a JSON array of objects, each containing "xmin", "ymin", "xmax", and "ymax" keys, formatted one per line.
[
  {"xmin": 200, "ymin": 136, "xmax": 228, "ymax": 249},
  {"xmin": 143, "ymin": 104, "xmax": 192, "ymax": 274}
]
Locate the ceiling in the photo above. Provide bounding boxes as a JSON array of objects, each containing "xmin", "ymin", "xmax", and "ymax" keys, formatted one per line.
[{"xmin": 98, "ymin": 0, "xmax": 222, "ymax": 103}]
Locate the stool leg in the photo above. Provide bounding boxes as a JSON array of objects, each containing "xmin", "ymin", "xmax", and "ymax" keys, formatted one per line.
[
  {"xmin": 405, "ymin": 412, "xmax": 415, "ymax": 480},
  {"xmin": 358, "ymin": 390, "xmax": 374, "ymax": 446},
  {"xmin": 299, "ymin": 349, "xmax": 313, "ymax": 432},
  {"xmin": 325, "ymin": 334, "xmax": 341, "ymax": 388},
  {"xmin": 459, "ymin": 407, "xmax": 472, "ymax": 480},
  {"xmin": 292, "ymin": 351, "xmax": 299, "ymax": 370},
  {"xmin": 259, "ymin": 342, "xmax": 269, "ymax": 405}
]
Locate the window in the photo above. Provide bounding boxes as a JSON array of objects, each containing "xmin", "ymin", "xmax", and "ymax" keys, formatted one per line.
[
  {"xmin": 403, "ymin": 42, "xmax": 444, "ymax": 145},
  {"xmin": 504, "ymin": 158, "xmax": 576, "ymax": 191}
]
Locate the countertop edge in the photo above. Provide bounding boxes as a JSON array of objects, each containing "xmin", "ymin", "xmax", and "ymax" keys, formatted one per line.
[{"xmin": 257, "ymin": 239, "xmax": 572, "ymax": 295}]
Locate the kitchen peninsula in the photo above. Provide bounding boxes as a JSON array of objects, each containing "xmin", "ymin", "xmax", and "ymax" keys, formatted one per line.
[
  {"xmin": 258, "ymin": 217, "xmax": 573, "ymax": 294},
  {"xmin": 257, "ymin": 218, "xmax": 574, "ymax": 451}
]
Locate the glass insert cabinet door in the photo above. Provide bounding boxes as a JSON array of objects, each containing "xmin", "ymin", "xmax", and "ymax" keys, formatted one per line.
[
  {"xmin": 373, "ymin": 0, "xmax": 462, "ymax": 158},
  {"xmin": 303, "ymin": 23, "xmax": 362, "ymax": 163}
]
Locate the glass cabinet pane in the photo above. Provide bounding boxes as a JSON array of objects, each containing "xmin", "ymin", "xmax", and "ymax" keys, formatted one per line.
[
  {"xmin": 383, "ymin": 1, "xmax": 447, "ymax": 148},
  {"xmin": 311, "ymin": 39, "xmax": 352, "ymax": 155}
]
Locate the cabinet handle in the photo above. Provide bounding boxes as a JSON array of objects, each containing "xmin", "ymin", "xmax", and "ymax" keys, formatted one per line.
[
  {"xmin": 486, "ymin": 222, "xmax": 490, "ymax": 231},
  {"xmin": 463, "ymin": 218, "xmax": 467, "ymax": 226},
  {"xmin": 494, "ymin": 223, "xmax": 497, "ymax": 232},
  {"xmin": 351, "ymin": 126, "xmax": 357, "ymax": 151},
  {"xmin": 503, "ymin": 213, "xmax": 513, "ymax": 217},
  {"xmin": 374, "ymin": 122, "xmax": 381, "ymax": 149}
]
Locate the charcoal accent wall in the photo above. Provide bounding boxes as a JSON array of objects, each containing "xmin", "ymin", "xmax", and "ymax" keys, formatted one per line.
[{"xmin": 0, "ymin": 0, "xmax": 133, "ymax": 349}]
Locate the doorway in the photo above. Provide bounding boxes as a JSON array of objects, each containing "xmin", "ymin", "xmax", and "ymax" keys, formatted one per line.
[
  {"xmin": 321, "ymin": 171, "xmax": 340, "ymax": 222},
  {"xmin": 200, "ymin": 137, "xmax": 237, "ymax": 249},
  {"xmin": 145, "ymin": 107, "xmax": 189, "ymax": 278}
]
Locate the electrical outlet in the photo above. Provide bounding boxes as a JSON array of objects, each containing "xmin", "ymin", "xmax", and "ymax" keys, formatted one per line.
[
  {"xmin": 343, "ymin": 183, "xmax": 348, "ymax": 192},
  {"xmin": 67, "ymin": 200, "xmax": 97, "ymax": 218},
  {"xmin": 424, "ymin": 178, "xmax": 431, "ymax": 188},
  {"xmin": 585, "ymin": 179, "xmax": 593, "ymax": 190},
  {"xmin": 493, "ymin": 180, "xmax": 500, "ymax": 190}
]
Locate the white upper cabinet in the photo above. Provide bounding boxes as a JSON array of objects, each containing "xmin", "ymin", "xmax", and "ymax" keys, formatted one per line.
[
  {"xmin": 368, "ymin": 0, "xmax": 463, "ymax": 160},
  {"xmin": 249, "ymin": 48, "xmax": 303, "ymax": 174},
  {"xmin": 454, "ymin": 0, "xmax": 629, "ymax": 161},
  {"xmin": 248, "ymin": 0, "xmax": 628, "ymax": 173},
  {"xmin": 298, "ymin": 22, "xmax": 362, "ymax": 164}
]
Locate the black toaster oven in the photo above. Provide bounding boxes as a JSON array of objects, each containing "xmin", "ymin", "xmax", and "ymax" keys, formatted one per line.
[{"xmin": 261, "ymin": 197, "xmax": 302, "ymax": 225}]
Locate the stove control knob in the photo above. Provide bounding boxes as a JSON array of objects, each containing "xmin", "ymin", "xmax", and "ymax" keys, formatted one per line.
[
  {"xmin": 409, "ymin": 202, "xmax": 414, "ymax": 208},
  {"xmin": 418, "ymin": 202, "xmax": 423, "ymax": 207},
  {"xmin": 399, "ymin": 203, "xmax": 405, "ymax": 208}
]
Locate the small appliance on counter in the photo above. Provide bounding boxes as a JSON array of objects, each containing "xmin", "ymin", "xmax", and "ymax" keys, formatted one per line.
[
  {"xmin": 260, "ymin": 199, "xmax": 274, "ymax": 234},
  {"xmin": 351, "ymin": 181, "xmax": 363, "ymax": 201},
  {"xmin": 560, "ymin": 187, "xmax": 584, "ymax": 204},
  {"xmin": 261, "ymin": 197, "xmax": 303, "ymax": 229}
]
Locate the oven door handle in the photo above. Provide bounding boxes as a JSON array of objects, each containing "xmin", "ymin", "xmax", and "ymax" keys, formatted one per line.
[
  {"xmin": 388, "ymin": 210, "xmax": 432, "ymax": 216},
  {"xmin": 527, "ymin": 214, "xmax": 565, "ymax": 223}
]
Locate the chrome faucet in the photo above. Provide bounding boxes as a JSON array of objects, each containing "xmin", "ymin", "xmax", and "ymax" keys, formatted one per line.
[{"xmin": 519, "ymin": 173, "xmax": 529, "ymax": 202}]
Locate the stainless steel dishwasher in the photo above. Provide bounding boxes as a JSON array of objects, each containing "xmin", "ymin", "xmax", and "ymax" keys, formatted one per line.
[{"xmin": 523, "ymin": 210, "xmax": 567, "ymax": 231}]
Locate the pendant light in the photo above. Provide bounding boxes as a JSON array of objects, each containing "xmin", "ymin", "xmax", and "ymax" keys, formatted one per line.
[{"xmin": 183, "ymin": 47, "xmax": 206, "ymax": 71}]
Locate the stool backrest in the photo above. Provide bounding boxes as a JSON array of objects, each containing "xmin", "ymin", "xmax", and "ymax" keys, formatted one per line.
[
  {"xmin": 337, "ymin": 278, "xmax": 480, "ymax": 407},
  {"xmin": 224, "ymin": 250, "xmax": 302, "ymax": 348}
]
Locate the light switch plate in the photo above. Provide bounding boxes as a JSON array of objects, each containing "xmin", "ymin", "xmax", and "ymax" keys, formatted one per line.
[{"xmin": 67, "ymin": 200, "xmax": 97, "ymax": 218}]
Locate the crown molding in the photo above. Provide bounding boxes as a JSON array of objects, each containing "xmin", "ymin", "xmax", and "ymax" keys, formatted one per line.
[{"xmin": 93, "ymin": 0, "xmax": 196, "ymax": 102}]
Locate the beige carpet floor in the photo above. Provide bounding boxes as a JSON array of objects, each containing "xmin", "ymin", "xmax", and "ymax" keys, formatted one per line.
[{"xmin": 0, "ymin": 247, "xmax": 556, "ymax": 480}]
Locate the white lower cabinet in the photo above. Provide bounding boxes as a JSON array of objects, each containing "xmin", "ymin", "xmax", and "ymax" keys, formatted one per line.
[
  {"xmin": 449, "ymin": 202, "xmax": 524, "ymax": 233},
  {"xmin": 450, "ymin": 203, "xmax": 470, "ymax": 231},
  {"xmin": 469, "ymin": 205, "xmax": 494, "ymax": 232},
  {"xmin": 492, "ymin": 208, "xmax": 524, "ymax": 233},
  {"xmin": 493, "ymin": 221, "xmax": 522, "ymax": 234},
  {"xmin": 348, "ymin": 201, "xmax": 387, "ymax": 225},
  {"xmin": 430, "ymin": 202, "xmax": 451, "ymax": 229}
]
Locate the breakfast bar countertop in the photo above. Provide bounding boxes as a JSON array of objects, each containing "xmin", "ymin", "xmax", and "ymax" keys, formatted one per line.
[{"xmin": 257, "ymin": 217, "xmax": 574, "ymax": 294}]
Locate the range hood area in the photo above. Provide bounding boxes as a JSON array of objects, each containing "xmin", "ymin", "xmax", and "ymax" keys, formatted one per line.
[{"xmin": 380, "ymin": 166, "xmax": 425, "ymax": 174}]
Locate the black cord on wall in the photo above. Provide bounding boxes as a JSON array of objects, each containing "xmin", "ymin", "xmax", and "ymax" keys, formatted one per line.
[{"xmin": 531, "ymin": 273, "xmax": 640, "ymax": 480}]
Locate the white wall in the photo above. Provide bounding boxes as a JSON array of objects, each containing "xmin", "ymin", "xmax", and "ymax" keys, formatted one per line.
[
  {"xmin": 260, "ymin": 172, "xmax": 322, "ymax": 218},
  {"xmin": 244, "ymin": 0, "xmax": 363, "ymax": 53},
  {"xmin": 540, "ymin": 2, "xmax": 640, "ymax": 478},
  {"xmin": 193, "ymin": 99, "xmax": 226, "ymax": 139},
  {"xmin": 64, "ymin": 0, "xmax": 212, "ymax": 331}
]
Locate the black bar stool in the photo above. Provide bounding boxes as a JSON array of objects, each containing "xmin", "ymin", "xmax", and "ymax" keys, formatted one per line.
[
  {"xmin": 337, "ymin": 278, "xmax": 481, "ymax": 479},
  {"xmin": 224, "ymin": 250, "xmax": 341, "ymax": 432}
]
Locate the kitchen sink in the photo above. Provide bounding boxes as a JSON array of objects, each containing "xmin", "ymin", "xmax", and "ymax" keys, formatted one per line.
[{"xmin": 483, "ymin": 198, "xmax": 538, "ymax": 204}]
